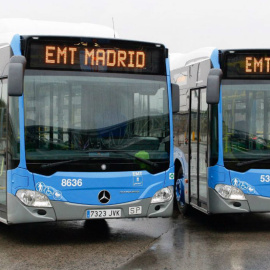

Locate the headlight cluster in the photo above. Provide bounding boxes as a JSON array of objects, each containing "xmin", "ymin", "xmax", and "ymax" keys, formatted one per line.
[
  {"xmin": 16, "ymin": 190, "xmax": 52, "ymax": 207},
  {"xmin": 215, "ymin": 184, "xmax": 246, "ymax": 200},
  {"xmin": 151, "ymin": 186, "xmax": 173, "ymax": 204}
]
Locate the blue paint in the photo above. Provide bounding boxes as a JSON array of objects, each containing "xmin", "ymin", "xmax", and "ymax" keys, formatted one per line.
[
  {"xmin": 166, "ymin": 57, "xmax": 174, "ymax": 168},
  {"xmin": 7, "ymin": 35, "xmax": 30, "ymax": 202},
  {"xmin": 9, "ymin": 34, "xmax": 27, "ymax": 169},
  {"xmin": 164, "ymin": 166, "xmax": 175, "ymax": 188},
  {"xmin": 32, "ymin": 170, "xmax": 171, "ymax": 204},
  {"xmin": 210, "ymin": 48, "xmax": 224, "ymax": 167},
  {"xmin": 217, "ymin": 86, "xmax": 224, "ymax": 166},
  {"xmin": 210, "ymin": 48, "xmax": 220, "ymax": 69},
  {"xmin": 8, "ymin": 167, "xmax": 35, "ymax": 197},
  {"xmin": 10, "ymin": 34, "xmax": 21, "ymax": 55},
  {"xmin": 208, "ymin": 165, "xmax": 231, "ymax": 189},
  {"xmin": 18, "ymin": 95, "xmax": 26, "ymax": 168},
  {"xmin": 231, "ymin": 177, "xmax": 258, "ymax": 195},
  {"xmin": 230, "ymin": 169, "xmax": 270, "ymax": 197}
]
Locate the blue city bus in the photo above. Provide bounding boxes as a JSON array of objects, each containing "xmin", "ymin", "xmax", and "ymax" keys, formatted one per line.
[
  {"xmin": 171, "ymin": 48, "xmax": 270, "ymax": 214},
  {"xmin": 0, "ymin": 32, "xmax": 178, "ymax": 224}
]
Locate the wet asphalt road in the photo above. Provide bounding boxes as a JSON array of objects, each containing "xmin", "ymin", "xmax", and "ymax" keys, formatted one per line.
[{"xmin": 1, "ymin": 210, "xmax": 270, "ymax": 270}]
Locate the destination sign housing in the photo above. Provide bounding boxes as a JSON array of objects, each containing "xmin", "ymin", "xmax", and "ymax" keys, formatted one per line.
[
  {"xmin": 225, "ymin": 51, "xmax": 270, "ymax": 79},
  {"xmin": 25, "ymin": 37, "xmax": 166, "ymax": 75}
]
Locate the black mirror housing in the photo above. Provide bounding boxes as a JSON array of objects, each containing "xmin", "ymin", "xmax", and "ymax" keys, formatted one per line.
[
  {"xmin": 206, "ymin": 69, "xmax": 223, "ymax": 104},
  {"xmin": 8, "ymin": 56, "xmax": 26, "ymax": 96},
  {"xmin": 171, "ymin": 83, "xmax": 180, "ymax": 113}
]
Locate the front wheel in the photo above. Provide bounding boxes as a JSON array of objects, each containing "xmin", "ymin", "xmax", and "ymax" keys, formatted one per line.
[{"xmin": 174, "ymin": 168, "xmax": 189, "ymax": 215}]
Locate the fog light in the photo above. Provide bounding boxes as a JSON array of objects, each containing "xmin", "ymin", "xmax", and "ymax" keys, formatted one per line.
[
  {"xmin": 16, "ymin": 190, "xmax": 52, "ymax": 207},
  {"xmin": 151, "ymin": 186, "xmax": 173, "ymax": 204},
  {"xmin": 215, "ymin": 184, "xmax": 246, "ymax": 200}
]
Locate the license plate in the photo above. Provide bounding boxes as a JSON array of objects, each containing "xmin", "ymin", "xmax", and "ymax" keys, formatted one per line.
[{"xmin": 86, "ymin": 209, "xmax": 121, "ymax": 219}]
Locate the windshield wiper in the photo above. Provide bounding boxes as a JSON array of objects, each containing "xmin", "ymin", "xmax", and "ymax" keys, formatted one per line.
[
  {"xmin": 86, "ymin": 150, "xmax": 159, "ymax": 168},
  {"xmin": 236, "ymin": 157, "xmax": 270, "ymax": 167},
  {"xmin": 40, "ymin": 150, "xmax": 159, "ymax": 169},
  {"xmin": 40, "ymin": 159, "xmax": 86, "ymax": 169}
]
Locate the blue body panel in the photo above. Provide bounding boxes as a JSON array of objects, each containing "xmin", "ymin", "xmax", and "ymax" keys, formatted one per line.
[
  {"xmin": 166, "ymin": 58, "xmax": 174, "ymax": 168},
  {"xmin": 208, "ymin": 48, "xmax": 228, "ymax": 193},
  {"xmin": 230, "ymin": 170, "xmax": 269, "ymax": 196},
  {"xmin": 7, "ymin": 35, "xmax": 174, "ymax": 208},
  {"xmin": 10, "ymin": 34, "xmax": 27, "ymax": 169},
  {"xmin": 33, "ymin": 170, "xmax": 171, "ymax": 205},
  {"xmin": 210, "ymin": 49, "xmax": 224, "ymax": 167}
]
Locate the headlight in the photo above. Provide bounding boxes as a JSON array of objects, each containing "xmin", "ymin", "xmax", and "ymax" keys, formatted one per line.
[
  {"xmin": 215, "ymin": 184, "xmax": 246, "ymax": 200},
  {"xmin": 151, "ymin": 186, "xmax": 173, "ymax": 204},
  {"xmin": 16, "ymin": 190, "xmax": 52, "ymax": 207}
]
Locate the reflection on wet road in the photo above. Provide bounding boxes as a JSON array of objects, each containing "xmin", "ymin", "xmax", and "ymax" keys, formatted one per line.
[
  {"xmin": 1, "ymin": 210, "xmax": 270, "ymax": 270},
  {"xmin": 118, "ymin": 209, "xmax": 270, "ymax": 270},
  {"xmin": 0, "ymin": 217, "xmax": 174, "ymax": 270}
]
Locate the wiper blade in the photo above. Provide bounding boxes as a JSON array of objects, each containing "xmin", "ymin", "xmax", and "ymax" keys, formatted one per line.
[
  {"xmin": 236, "ymin": 157, "xmax": 270, "ymax": 167},
  {"xmin": 41, "ymin": 150, "xmax": 159, "ymax": 169},
  {"xmin": 86, "ymin": 150, "xmax": 159, "ymax": 168},
  {"xmin": 41, "ymin": 159, "xmax": 84, "ymax": 169}
]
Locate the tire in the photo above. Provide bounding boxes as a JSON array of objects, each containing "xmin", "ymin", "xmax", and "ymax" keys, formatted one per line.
[{"xmin": 174, "ymin": 167, "xmax": 190, "ymax": 216}]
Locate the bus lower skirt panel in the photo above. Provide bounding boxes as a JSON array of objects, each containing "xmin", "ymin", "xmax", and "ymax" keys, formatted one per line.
[{"xmin": 6, "ymin": 193, "xmax": 173, "ymax": 224}]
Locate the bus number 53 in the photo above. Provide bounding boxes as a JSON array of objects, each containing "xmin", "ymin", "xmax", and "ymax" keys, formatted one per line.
[{"xmin": 260, "ymin": 175, "xmax": 270, "ymax": 182}]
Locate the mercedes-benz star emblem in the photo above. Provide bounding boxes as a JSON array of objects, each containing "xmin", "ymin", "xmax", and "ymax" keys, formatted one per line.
[{"xmin": 98, "ymin": 190, "xmax": 111, "ymax": 204}]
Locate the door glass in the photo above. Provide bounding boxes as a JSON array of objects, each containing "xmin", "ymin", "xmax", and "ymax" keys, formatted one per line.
[
  {"xmin": 0, "ymin": 79, "xmax": 7, "ymax": 211},
  {"xmin": 190, "ymin": 90, "xmax": 198, "ymax": 199},
  {"xmin": 199, "ymin": 89, "xmax": 208, "ymax": 202}
]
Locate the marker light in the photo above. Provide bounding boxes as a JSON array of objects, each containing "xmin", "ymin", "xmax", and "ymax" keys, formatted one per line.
[
  {"xmin": 151, "ymin": 186, "xmax": 173, "ymax": 204},
  {"xmin": 16, "ymin": 190, "xmax": 52, "ymax": 207},
  {"xmin": 215, "ymin": 184, "xmax": 246, "ymax": 200}
]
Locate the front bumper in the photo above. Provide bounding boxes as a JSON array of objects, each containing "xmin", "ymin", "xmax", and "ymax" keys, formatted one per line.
[
  {"xmin": 209, "ymin": 188, "xmax": 270, "ymax": 214},
  {"xmin": 7, "ymin": 193, "xmax": 173, "ymax": 224}
]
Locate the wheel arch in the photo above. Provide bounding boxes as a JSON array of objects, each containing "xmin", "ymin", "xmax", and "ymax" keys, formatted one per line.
[{"xmin": 174, "ymin": 158, "xmax": 183, "ymax": 179}]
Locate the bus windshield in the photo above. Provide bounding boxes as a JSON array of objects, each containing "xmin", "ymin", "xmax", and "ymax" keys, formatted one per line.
[
  {"xmin": 222, "ymin": 80, "xmax": 270, "ymax": 171},
  {"xmin": 24, "ymin": 70, "xmax": 170, "ymax": 174}
]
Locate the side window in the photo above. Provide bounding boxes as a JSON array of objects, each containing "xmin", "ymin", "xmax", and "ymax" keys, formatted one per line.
[
  {"xmin": 172, "ymin": 67, "xmax": 189, "ymax": 161},
  {"xmin": 173, "ymin": 87, "xmax": 189, "ymax": 161}
]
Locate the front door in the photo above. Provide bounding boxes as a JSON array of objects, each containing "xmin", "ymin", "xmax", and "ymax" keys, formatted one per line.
[{"xmin": 189, "ymin": 88, "xmax": 208, "ymax": 209}]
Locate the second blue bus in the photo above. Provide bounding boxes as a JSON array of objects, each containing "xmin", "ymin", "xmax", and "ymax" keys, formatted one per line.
[{"xmin": 171, "ymin": 48, "xmax": 270, "ymax": 214}]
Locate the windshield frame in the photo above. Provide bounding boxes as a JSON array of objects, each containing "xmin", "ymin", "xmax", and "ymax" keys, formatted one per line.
[{"xmin": 23, "ymin": 69, "xmax": 170, "ymax": 174}]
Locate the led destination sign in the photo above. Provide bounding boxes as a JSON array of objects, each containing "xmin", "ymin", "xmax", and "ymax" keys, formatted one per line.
[
  {"xmin": 45, "ymin": 46, "xmax": 146, "ymax": 68},
  {"xmin": 26, "ymin": 37, "xmax": 166, "ymax": 75},
  {"xmin": 226, "ymin": 52, "xmax": 270, "ymax": 78}
]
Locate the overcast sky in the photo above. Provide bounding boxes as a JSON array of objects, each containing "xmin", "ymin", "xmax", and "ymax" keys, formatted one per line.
[{"xmin": 1, "ymin": 0, "xmax": 269, "ymax": 53}]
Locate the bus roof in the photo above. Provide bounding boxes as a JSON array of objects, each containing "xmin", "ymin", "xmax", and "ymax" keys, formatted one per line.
[
  {"xmin": 0, "ymin": 18, "xmax": 118, "ymax": 44},
  {"xmin": 170, "ymin": 47, "xmax": 216, "ymax": 69}
]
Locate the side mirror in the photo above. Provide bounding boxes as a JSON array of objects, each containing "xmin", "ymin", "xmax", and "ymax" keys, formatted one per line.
[
  {"xmin": 206, "ymin": 69, "xmax": 223, "ymax": 104},
  {"xmin": 8, "ymin": 56, "xmax": 26, "ymax": 96},
  {"xmin": 171, "ymin": 83, "xmax": 180, "ymax": 113}
]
